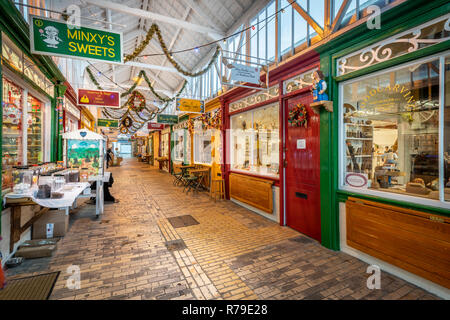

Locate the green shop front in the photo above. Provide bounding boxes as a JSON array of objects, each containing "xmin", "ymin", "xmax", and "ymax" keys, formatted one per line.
[
  {"xmin": 317, "ymin": 0, "xmax": 449, "ymax": 297},
  {"xmin": 0, "ymin": 3, "xmax": 65, "ymax": 262}
]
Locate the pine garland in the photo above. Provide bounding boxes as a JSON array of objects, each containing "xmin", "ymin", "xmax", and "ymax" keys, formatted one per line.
[{"xmin": 124, "ymin": 23, "xmax": 221, "ymax": 78}]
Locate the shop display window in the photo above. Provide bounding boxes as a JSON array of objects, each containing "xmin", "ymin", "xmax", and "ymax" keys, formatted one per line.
[
  {"xmin": 193, "ymin": 121, "xmax": 212, "ymax": 165},
  {"xmin": 230, "ymin": 103, "xmax": 279, "ymax": 178},
  {"xmin": 27, "ymin": 94, "xmax": 43, "ymax": 165},
  {"xmin": 173, "ymin": 129, "xmax": 184, "ymax": 162},
  {"xmin": 341, "ymin": 56, "xmax": 450, "ymax": 203},
  {"xmin": 2, "ymin": 78, "xmax": 23, "ymax": 192},
  {"xmin": 161, "ymin": 133, "xmax": 169, "ymax": 158},
  {"xmin": 445, "ymin": 56, "xmax": 450, "ymax": 202}
]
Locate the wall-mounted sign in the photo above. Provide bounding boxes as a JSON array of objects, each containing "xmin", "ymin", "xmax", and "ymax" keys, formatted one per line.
[
  {"xmin": 78, "ymin": 89, "xmax": 120, "ymax": 108},
  {"xmin": 230, "ymin": 63, "xmax": 260, "ymax": 85},
  {"xmin": 30, "ymin": 15, "xmax": 123, "ymax": 64},
  {"xmin": 64, "ymin": 97, "xmax": 81, "ymax": 118},
  {"xmin": 176, "ymin": 98, "xmax": 205, "ymax": 113},
  {"xmin": 157, "ymin": 114, "xmax": 178, "ymax": 125},
  {"xmin": 148, "ymin": 122, "xmax": 165, "ymax": 130},
  {"xmin": 345, "ymin": 173, "xmax": 368, "ymax": 188},
  {"xmin": 296, "ymin": 139, "xmax": 306, "ymax": 150},
  {"xmin": 98, "ymin": 118, "xmax": 119, "ymax": 128}
]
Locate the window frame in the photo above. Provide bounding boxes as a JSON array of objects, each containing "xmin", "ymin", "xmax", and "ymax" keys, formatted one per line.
[
  {"xmin": 230, "ymin": 102, "xmax": 280, "ymax": 179},
  {"xmin": 338, "ymin": 51, "xmax": 450, "ymax": 210}
]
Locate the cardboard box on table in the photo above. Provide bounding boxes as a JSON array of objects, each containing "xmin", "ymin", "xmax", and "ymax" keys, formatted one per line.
[{"xmin": 32, "ymin": 209, "xmax": 68, "ymax": 239}]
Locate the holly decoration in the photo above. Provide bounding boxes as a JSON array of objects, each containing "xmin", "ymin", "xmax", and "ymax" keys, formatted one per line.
[
  {"xmin": 128, "ymin": 90, "xmax": 145, "ymax": 112},
  {"xmin": 288, "ymin": 103, "xmax": 308, "ymax": 127}
]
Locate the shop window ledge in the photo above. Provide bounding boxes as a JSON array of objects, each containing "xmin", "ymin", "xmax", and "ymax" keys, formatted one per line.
[{"xmin": 310, "ymin": 100, "xmax": 333, "ymax": 114}]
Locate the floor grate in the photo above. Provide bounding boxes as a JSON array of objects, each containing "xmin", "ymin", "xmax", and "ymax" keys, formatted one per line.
[
  {"xmin": 167, "ymin": 215, "xmax": 199, "ymax": 228},
  {"xmin": 165, "ymin": 239, "xmax": 187, "ymax": 252}
]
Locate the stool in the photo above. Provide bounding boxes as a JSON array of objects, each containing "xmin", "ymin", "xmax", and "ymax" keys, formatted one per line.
[{"xmin": 210, "ymin": 178, "xmax": 225, "ymax": 202}]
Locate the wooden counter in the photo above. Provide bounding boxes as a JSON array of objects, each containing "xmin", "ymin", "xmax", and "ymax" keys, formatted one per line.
[
  {"xmin": 346, "ymin": 197, "xmax": 450, "ymax": 289},
  {"xmin": 229, "ymin": 173, "xmax": 274, "ymax": 213}
]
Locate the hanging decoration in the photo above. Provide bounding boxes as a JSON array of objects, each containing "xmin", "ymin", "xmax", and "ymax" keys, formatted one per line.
[
  {"xmin": 119, "ymin": 126, "xmax": 129, "ymax": 134},
  {"xmin": 288, "ymin": 103, "xmax": 308, "ymax": 127},
  {"xmin": 124, "ymin": 23, "xmax": 221, "ymax": 78},
  {"xmin": 121, "ymin": 116, "xmax": 133, "ymax": 128},
  {"xmin": 187, "ymin": 118, "xmax": 195, "ymax": 135},
  {"xmin": 209, "ymin": 109, "xmax": 222, "ymax": 130},
  {"xmin": 128, "ymin": 90, "xmax": 146, "ymax": 112}
]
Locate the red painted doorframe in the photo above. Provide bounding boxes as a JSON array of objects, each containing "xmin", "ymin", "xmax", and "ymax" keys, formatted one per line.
[{"xmin": 219, "ymin": 50, "xmax": 320, "ymax": 227}]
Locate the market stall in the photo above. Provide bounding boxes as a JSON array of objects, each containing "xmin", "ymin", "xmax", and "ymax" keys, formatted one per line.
[{"xmin": 62, "ymin": 128, "xmax": 106, "ymax": 216}]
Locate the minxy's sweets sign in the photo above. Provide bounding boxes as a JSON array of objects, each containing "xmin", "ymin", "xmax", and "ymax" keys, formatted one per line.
[{"xmin": 30, "ymin": 15, "xmax": 123, "ymax": 64}]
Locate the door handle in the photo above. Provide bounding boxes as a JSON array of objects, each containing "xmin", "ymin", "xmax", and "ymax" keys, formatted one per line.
[{"xmin": 284, "ymin": 159, "xmax": 288, "ymax": 168}]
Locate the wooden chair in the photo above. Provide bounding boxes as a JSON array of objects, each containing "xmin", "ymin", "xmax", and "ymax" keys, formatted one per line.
[
  {"xmin": 172, "ymin": 163, "xmax": 184, "ymax": 186},
  {"xmin": 210, "ymin": 163, "xmax": 225, "ymax": 201}
]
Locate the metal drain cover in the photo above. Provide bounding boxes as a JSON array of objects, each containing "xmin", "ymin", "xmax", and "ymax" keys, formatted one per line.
[
  {"xmin": 168, "ymin": 215, "xmax": 199, "ymax": 228},
  {"xmin": 165, "ymin": 239, "xmax": 187, "ymax": 251},
  {"xmin": 289, "ymin": 236, "xmax": 315, "ymax": 244}
]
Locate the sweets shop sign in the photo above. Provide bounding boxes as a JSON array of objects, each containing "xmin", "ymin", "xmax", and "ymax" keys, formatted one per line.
[{"xmin": 30, "ymin": 15, "xmax": 123, "ymax": 64}]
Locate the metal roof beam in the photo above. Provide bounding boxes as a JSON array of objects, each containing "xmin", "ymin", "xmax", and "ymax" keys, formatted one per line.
[{"xmin": 84, "ymin": 0, "xmax": 225, "ymax": 40}]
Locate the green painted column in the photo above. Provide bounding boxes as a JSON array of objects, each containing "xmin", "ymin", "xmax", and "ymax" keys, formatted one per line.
[{"xmin": 319, "ymin": 53, "xmax": 340, "ymax": 251}]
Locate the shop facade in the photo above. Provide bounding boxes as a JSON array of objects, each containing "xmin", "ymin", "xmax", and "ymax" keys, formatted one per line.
[
  {"xmin": 63, "ymin": 81, "xmax": 81, "ymax": 133},
  {"xmin": 80, "ymin": 107, "xmax": 95, "ymax": 131},
  {"xmin": 0, "ymin": 2, "xmax": 66, "ymax": 261},
  {"xmin": 316, "ymin": 0, "xmax": 449, "ymax": 295},
  {"xmin": 172, "ymin": 115, "xmax": 191, "ymax": 165},
  {"xmin": 220, "ymin": 51, "xmax": 320, "ymax": 230}
]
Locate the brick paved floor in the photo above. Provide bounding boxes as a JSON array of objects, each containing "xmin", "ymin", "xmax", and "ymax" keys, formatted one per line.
[{"xmin": 4, "ymin": 158, "xmax": 440, "ymax": 300}]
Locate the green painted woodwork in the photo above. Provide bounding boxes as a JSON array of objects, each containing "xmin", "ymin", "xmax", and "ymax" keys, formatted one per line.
[
  {"xmin": 316, "ymin": 0, "xmax": 450, "ymax": 250},
  {"xmin": 0, "ymin": 31, "xmax": 3, "ymax": 234}
]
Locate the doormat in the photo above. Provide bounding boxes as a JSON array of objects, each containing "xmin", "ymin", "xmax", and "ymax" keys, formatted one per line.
[
  {"xmin": 289, "ymin": 236, "xmax": 315, "ymax": 244},
  {"xmin": 167, "ymin": 215, "xmax": 199, "ymax": 228},
  {"xmin": 165, "ymin": 239, "xmax": 187, "ymax": 252},
  {"xmin": 0, "ymin": 271, "xmax": 60, "ymax": 300}
]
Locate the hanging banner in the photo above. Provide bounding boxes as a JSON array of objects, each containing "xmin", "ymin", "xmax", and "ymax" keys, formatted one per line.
[
  {"xmin": 230, "ymin": 63, "xmax": 260, "ymax": 84},
  {"xmin": 148, "ymin": 123, "xmax": 165, "ymax": 130},
  {"xmin": 157, "ymin": 114, "xmax": 178, "ymax": 125},
  {"xmin": 175, "ymin": 98, "xmax": 205, "ymax": 113},
  {"xmin": 30, "ymin": 15, "xmax": 123, "ymax": 64},
  {"xmin": 77, "ymin": 89, "xmax": 120, "ymax": 108},
  {"xmin": 97, "ymin": 118, "xmax": 119, "ymax": 128}
]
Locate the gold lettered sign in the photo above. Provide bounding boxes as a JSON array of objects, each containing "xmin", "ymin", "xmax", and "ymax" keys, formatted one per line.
[{"xmin": 176, "ymin": 98, "xmax": 205, "ymax": 114}]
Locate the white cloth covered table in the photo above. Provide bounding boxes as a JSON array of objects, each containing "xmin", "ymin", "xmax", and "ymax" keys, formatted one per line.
[{"xmin": 4, "ymin": 182, "xmax": 90, "ymax": 209}]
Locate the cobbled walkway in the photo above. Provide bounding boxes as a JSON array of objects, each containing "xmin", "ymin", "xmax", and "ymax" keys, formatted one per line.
[{"xmin": 5, "ymin": 158, "xmax": 439, "ymax": 300}]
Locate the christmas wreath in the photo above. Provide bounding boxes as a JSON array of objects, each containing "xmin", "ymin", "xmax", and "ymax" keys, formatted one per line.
[
  {"xmin": 128, "ymin": 90, "xmax": 146, "ymax": 112},
  {"xmin": 120, "ymin": 126, "xmax": 129, "ymax": 134},
  {"xmin": 288, "ymin": 103, "xmax": 308, "ymax": 127}
]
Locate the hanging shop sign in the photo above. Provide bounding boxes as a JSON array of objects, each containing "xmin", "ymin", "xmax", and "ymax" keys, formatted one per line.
[
  {"xmin": 157, "ymin": 114, "xmax": 178, "ymax": 125},
  {"xmin": 77, "ymin": 88, "xmax": 120, "ymax": 108},
  {"xmin": 30, "ymin": 15, "xmax": 123, "ymax": 64},
  {"xmin": 230, "ymin": 63, "xmax": 260, "ymax": 85},
  {"xmin": 148, "ymin": 123, "xmax": 165, "ymax": 130},
  {"xmin": 175, "ymin": 98, "xmax": 205, "ymax": 113},
  {"xmin": 98, "ymin": 118, "xmax": 119, "ymax": 128}
]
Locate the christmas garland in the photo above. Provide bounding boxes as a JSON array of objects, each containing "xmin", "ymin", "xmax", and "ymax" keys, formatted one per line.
[
  {"xmin": 124, "ymin": 23, "xmax": 221, "ymax": 78},
  {"xmin": 288, "ymin": 103, "xmax": 308, "ymax": 127}
]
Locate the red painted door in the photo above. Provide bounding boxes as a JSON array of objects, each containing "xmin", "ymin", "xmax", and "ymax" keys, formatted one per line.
[{"xmin": 285, "ymin": 93, "xmax": 321, "ymax": 241}]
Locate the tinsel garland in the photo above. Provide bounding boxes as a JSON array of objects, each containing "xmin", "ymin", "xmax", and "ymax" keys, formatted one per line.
[{"xmin": 124, "ymin": 23, "xmax": 221, "ymax": 78}]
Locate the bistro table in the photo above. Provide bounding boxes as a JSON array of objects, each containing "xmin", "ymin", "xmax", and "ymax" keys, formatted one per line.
[{"xmin": 187, "ymin": 168, "xmax": 211, "ymax": 193}]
